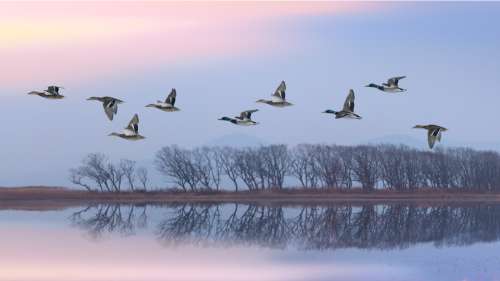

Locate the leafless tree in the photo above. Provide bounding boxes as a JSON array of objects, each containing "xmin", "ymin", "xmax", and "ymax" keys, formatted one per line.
[
  {"xmin": 349, "ymin": 145, "xmax": 380, "ymax": 191},
  {"xmin": 217, "ymin": 147, "xmax": 241, "ymax": 191},
  {"xmin": 289, "ymin": 144, "xmax": 319, "ymax": 188},
  {"xmin": 120, "ymin": 159, "xmax": 137, "ymax": 191},
  {"xmin": 136, "ymin": 167, "xmax": 149, "ymax": 190},
  {"xmin": 260, "ymin": 145, "xmax": 289, "ymax": 189},
  {"xmin": 155, "ymin": 146, "xmax": 199, "ymax": 191}
]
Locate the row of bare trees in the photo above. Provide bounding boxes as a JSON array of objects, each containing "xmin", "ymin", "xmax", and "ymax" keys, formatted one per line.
[
  {"xmin": 155, "ymin": 144, "xmax": 500, "ymax": 192},
  {"xmin": 70, "ymin": 153, "xmax": 149, "ymax": 192},
  {"xmin": 70, "ymin": 144, "xmax": 500, "ymax": 192}
]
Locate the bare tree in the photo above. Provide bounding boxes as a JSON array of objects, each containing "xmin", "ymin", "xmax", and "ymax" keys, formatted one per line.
[
  {"xmin": 349, "ymin": 145, "xmax": 379, "ymax": 191},
  {"xmin": 155, "ymin": 146, "xmax": 199, "ymax": 191},
  {"xmin": 289, "ymin": 144, "xmax": 319, "ymax": 188},
  {"xmin": 120, "ymin": 159, "xmax": 137, "ymax": 191},
  {"xmin": 260, "ymin": 145, "xmax": 290, "ymax": 189},
  {"xmin": 136, "ymin": 167, "xmax": 149, "ymax": 190},
  {"xmin": 218, "ymin": 147, "xmax": 241, "ymax": 191}
]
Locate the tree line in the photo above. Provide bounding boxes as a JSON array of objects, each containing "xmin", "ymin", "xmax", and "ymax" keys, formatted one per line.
[{"xmin": 70, "ymin": 144, "xmax": 500, "ymax": 192}]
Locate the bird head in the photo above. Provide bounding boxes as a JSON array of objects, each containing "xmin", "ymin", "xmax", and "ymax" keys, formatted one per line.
[{"xmin": 218, "ymin": 117, "xmax": 232, "ymax": 122}]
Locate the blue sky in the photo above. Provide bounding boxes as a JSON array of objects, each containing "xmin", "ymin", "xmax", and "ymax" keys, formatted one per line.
[{"xmin": 1, "ymin": 2, "xmax": 500, "ymax": 187}]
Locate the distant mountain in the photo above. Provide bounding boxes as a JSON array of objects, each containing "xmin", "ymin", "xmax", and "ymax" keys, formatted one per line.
[
  {"xmin": 361, "ymin": 134, "xmax": 500, "ymax": 152},
  {"xmin": 360, "ymin": 134, "xmax": 427, "ymax": 149},
  {"xmin": 204, "ymin": 133, "xmax": 267, "ymax": 147}
]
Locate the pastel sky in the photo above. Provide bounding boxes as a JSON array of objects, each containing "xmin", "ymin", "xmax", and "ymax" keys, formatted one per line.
[{"xmin": 1, "ymin": 2, "xmax": 500, "ymax": 187}]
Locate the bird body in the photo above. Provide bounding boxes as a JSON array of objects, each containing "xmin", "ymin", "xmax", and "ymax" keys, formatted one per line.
[
  {"xmin": 219, "ymin": 109, "xmax": 259, "ymax": 126},
  {"xmin": 256, "ymin": 81, "xmax": 293, "ymax": 107},
  {"xmin": 366, "ymin": 76, "xmax": 407, "ymax": 93},
  {"xmin": 146, "ymin": 88, "xmax": 180, "ymax": 112},
  {"xmin": 323, "ymin": 89, "xmax": 362, "ymax": 120},
  {"xmin": 413, "ymin": 124, "xmax": 447, "ymax": 149},
  {"xmin": 109, "ymin": 114, "xmax": 145, "ymax": 141},
  {"xmin": 27, "ymin": 86, "xmax": 65, "ymax": 99},
  {"xmin": 87, "ymin": 96, "xmax": 124, "ymax": 121}
]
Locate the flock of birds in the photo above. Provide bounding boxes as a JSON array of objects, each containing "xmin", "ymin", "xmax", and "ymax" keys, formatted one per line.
[{"xmin": 27, "ymin": 76, "xmax": 447, "ymax": 149}]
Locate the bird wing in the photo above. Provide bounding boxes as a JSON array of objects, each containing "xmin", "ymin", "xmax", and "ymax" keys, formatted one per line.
[
  {"xmin": 427, "ymin": 128, "xmax": 440, "ymax": 149},
  {"xmin": 47, "ymin": 86, "xmax": 58, "ymax": 95},
  {"xmin": 272, "ymin": 80, "xmax": 286, "ymax": 100},
  {"xmin": 103, "ymin": 103, "xmax": 114, "ymax": 121},
  {"xmin": 342, "ymin": 89, "xmax": 355, "ymax": 112},
  {"xmin": 126, "ymin": 114, "xmax": 139, "ymax": 134},
  {"xmin": 387, "ymin": 76, "xmax": 406, "ymax": 87},
  {"xmin": 103, "ymin": 99, "xmax": 119, "ymax": 121},
  {"xmin": 239, "ymin": 109, "xmax": 258, "ymax": 120},
  {"xmin": 165, "ymin": 88, "xmax": 176, "ymax": 106}
]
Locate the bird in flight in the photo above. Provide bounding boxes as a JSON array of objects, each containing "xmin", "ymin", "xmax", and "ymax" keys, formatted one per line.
[
  {"xmin": 219, "ymin": 109, "xmax": 259, "ymax": 126},
  {"xmin": 27, "ymin": 86, "xmax": 65, "ymax": 99},
  {"xmin": 109, "ymin": 114, "xmax": 145, "ymax": 141},
  {"xmin": 413, "ymin": 124, "xmax": 448, "ymax": 149},
  {"xmin": 146, "ymin": 88, "xmax": 180, "ymax": 112},
  {"xmin": 323, "ymin": 89, "xmax": 362, "ymax": 119},
  {"xmin": 256, "ymin": 81, "xmax": 293, "ymax": 107},
  {"xmin": 366, "ymin": 76, "xmax": 407, "ymax": 93},
  {"xmin": 87, "ymin": 96, "xmax": 124, "ymax": 121}
]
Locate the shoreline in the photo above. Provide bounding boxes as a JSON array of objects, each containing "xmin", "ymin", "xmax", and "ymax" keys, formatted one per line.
[{"xmin": 2, "ymin": 187, "xmax": 500, "ymax": 210}]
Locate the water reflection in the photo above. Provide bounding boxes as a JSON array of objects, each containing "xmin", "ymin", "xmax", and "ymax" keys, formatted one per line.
[{"xmin": 70, "ymin": 203, "xmax": 500, "ymax": 250}]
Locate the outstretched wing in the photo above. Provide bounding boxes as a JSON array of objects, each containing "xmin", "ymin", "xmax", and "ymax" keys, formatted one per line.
[
  {"xmin": 342, "ymin": 89, "xmax": 355, "ymax": 112},
  {"xmin": 386, "ymin": 76, "xmax": 406, "ymax": 87},
  {"xmin": 103, "ymin": 99, "xmax": 118, "ymax": 121},
  {"xmin": 103, "ymin": 104, "xmax": 114, "ymax": 121},
  {"xmin": 165, "ymin": 88, "xmax": 176, "ymax": 106},
  {"xmin": 427, "ymin": 127, "xmax": 441, "ymax": 149},
  {"xmin": 272, "ymin": 80, "xmax": 286, "ymax": 100},
  {"xmin": 239, "ymin": 109, "xmax": 258, "ymax": 120},
  {"xmin": 47, "ymin": 86, "xmax": 60, "ymax": 95},
  {"xmin": 126, "ymin": 114, "xmax": 139, "ymax": 134}
]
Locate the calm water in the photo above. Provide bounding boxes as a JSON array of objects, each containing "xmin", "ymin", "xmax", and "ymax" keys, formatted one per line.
[{"xmin": 1, "ymin": 203, "xmax": 500, "ymax": 281}]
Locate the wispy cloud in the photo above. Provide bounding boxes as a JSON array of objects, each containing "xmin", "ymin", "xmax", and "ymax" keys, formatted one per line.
[{"xmin": 0, "ymin": 2, "xmax": 376, "ymax": 88}]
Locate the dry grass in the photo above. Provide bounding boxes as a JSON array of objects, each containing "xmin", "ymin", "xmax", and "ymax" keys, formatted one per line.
[{"xmin": 2, "ymin": 186, "xmax": 500, "ymax": 211}]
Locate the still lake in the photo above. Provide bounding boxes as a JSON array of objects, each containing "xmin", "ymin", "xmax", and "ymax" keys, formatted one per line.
[{"xmin": 1, "ymin": 203, "xmax": 500, "ymax": 281}]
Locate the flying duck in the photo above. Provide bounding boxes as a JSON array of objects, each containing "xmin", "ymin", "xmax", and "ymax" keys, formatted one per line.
[
  {"xmin": 27, "ymin": 86, "xmax": 65, "ymax": 99},
  {"xmin": 87, "ymin": 96, "xmax": 124, "ymax": 121},
  {"xmin": 256, "ymin": 81, "xmax": 293, "ymax": 107},
  {"xmin": 218, "ymin": 109, "xmax": 259, "ymax": 126},
  {"xmin": 413, "ymin": 124, "xmax": 448, "ymax": 149},
  {"xmin": 146, "ymin": 88, "xmax": 180, "ymax": 112},
  {"xmin": 323, "ymin": 89, "xmax": 362, "ymax": 119},
  {"xmin": 366, "ymin": 76, "xmax": 407, "ymax": 93},
  {"xmin": 109, "ymin": 114, "xmax": 145, "ymax": 141}
]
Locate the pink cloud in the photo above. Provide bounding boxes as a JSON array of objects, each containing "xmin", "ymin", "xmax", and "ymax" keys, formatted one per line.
[{"xmin": 0, "ymin": 2, "xmax": 379, "ymax": 88}]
